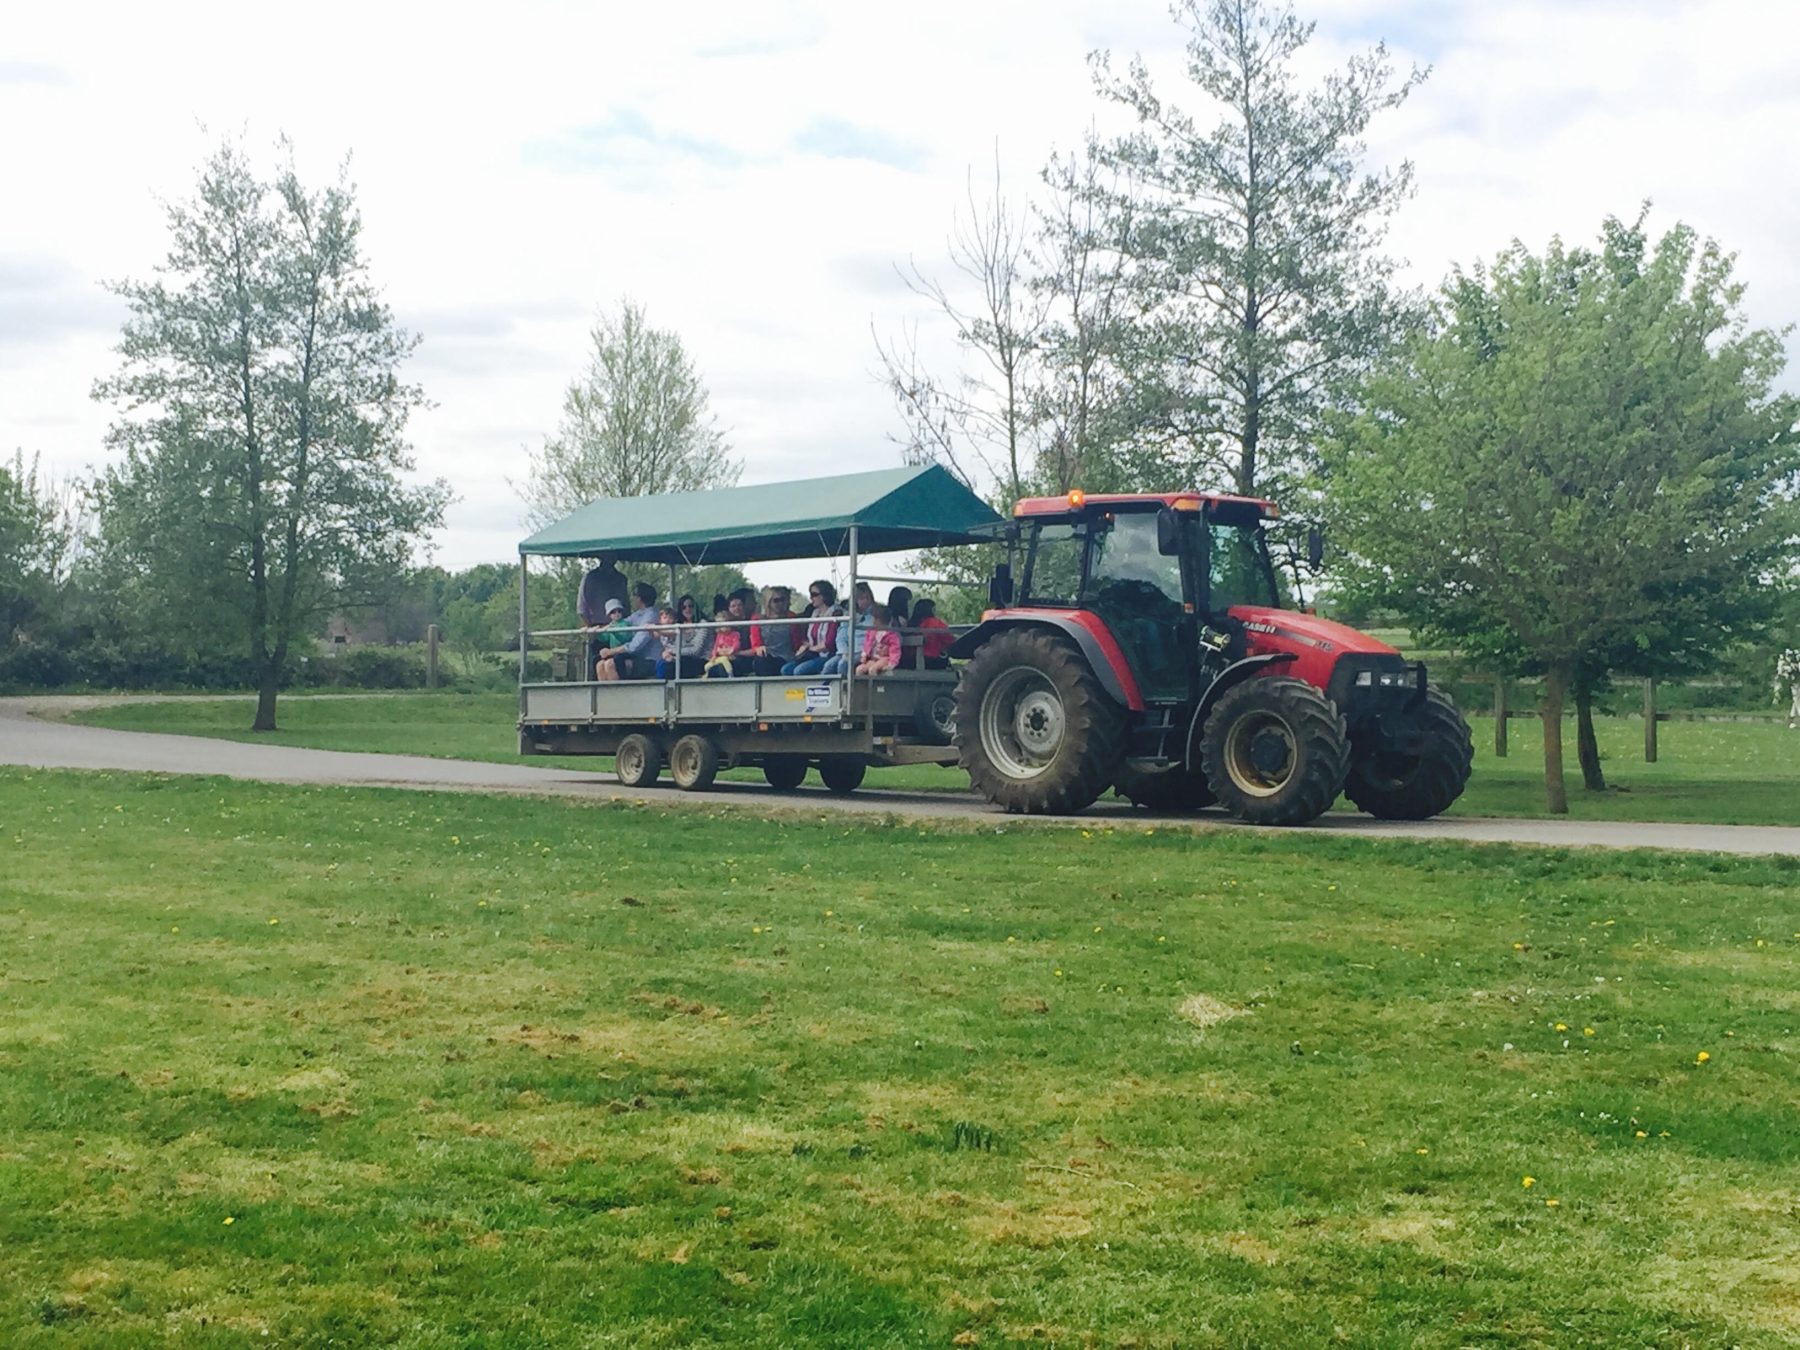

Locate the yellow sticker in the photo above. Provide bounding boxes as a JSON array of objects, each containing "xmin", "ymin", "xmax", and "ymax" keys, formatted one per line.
[{"xmin": 784, "ymin": 688, "xmax": 805, "ymax": 700}]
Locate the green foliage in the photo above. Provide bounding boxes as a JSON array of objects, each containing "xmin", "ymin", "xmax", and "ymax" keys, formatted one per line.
[
  {"xmin": 4, "ymin": 768, "xmax": 1800, "ymax": 1343},
  {"xmin": 1327, "ymin": 211, "xmax": 1800, "ymax": 809},
  {"xmin": 519, "ymin": 299, "xmax": 739, "ymax": 530},
  {"xmin": 90, "ymin": 138, "xmax": 448, "ymax": 728}
]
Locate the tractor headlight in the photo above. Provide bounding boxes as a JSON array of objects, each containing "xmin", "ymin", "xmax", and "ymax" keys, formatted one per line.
[{"xmin": 1355, "ymin": 670, "xmax": 1373, "ymax": 687}]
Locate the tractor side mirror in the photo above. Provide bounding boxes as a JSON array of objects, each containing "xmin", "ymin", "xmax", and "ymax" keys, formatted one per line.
[
  {"xmin": 1156, "ymin": 508, "xmax": 1182, "ymax": 557},
  {"xmin": 1306, "ymin": 523, "xmax": 1325, "ymax": 569},
  {"xmin": 988, "ymin": 563, "xmax": 1014, "ymax": 608}
]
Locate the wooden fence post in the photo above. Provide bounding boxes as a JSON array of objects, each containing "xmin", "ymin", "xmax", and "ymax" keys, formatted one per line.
[
  {"xmin": 427, "ymin": 624, "xmax": 440, "ymax": 690},
  {"xmin": 1493, "ymin": 678, "xmax": 1508, "ymax": 758},
  {"xmin": 1643, "ymin": 677, "xmax": 1657, "ymax": 763}
]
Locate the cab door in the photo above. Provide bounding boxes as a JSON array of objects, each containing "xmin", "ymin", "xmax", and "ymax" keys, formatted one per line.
[{"xmin": 1082, "ymin": 509, "xmax": 1192, "ymax": 705}]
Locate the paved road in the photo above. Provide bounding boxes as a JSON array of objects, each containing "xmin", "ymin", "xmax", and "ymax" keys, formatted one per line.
[{"xmin": 4, "ymin": 695, "xmax": 1798, "ymax": 856}]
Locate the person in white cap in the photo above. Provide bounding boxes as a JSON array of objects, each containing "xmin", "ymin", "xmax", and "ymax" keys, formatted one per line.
[{"xmin": 592, "ymin": 598, "xmax": 634, "ymax": 679}]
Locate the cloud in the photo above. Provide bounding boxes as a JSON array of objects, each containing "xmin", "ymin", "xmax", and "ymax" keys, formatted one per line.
[
  {"xmin": 523, "ymin": 109, "xmax": 749, "ymax": 174},
  {"xmin": 0, "ymin": 254, "xmax": 122, "ymax": 355},
  {"xmin": 0, "ymin": 60, "xmax": 70, "ymax": 86},
  {"xmin": 792, "ymin": 117, "xmax": 927, "ymax": 172}
]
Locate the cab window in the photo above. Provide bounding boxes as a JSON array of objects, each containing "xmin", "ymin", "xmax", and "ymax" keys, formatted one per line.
[{"xmin": 1021, "ymin": 523, "xmax": 1084, "ymax": 606}]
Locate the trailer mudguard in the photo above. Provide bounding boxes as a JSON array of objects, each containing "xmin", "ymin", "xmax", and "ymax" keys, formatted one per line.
[
  {"xmin": 1181, "ymin": 652, "xmax": 1297, "ymax": 770},
  {"xmin": 950, "ymin": 614, "xmax": 1141, "ymax": 710}
]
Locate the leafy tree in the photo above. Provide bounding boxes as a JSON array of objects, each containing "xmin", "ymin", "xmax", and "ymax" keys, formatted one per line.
[
  {"xmin": 1327, "ymin": 213, "xmax": 1800, "ymax": 812},
  {"xmin": 93, "ymin": 139, "xmax": 449, "ymax": 730},
  {"xmin": 519, "ymin": 299, "xmax": 738, "ymax": 529},
  {"xmin": 1090, "ymin": 0, "xmax": 1425, "ymax": 505}
]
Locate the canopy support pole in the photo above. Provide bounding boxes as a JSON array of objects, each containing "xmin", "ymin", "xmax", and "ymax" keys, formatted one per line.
[
  {"xmin": 845, "ymin": 525, "xmax": 859, "ymax": 725},
  {"xmin": 517, "ymin": 553, "xmax": 528, "ymax": 685}
]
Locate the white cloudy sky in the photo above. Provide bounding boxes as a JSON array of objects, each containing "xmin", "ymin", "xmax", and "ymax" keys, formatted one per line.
[{"xmin": 2, "ymin": 0, "xmax": 1796, "ymax": 573}]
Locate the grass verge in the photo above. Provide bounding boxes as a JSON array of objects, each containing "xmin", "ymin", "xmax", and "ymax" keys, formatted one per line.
[{"xmin": 2, "ymin": 768, "xmax": 1799, "ymax": 1344}]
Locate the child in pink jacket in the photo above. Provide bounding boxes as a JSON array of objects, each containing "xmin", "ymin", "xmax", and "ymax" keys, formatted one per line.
[{"xmin": 855, "ymin": 604, "xmax": 901, "ymax": 676}]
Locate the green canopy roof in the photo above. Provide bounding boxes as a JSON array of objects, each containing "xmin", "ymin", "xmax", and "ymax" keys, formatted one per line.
[{"xmin": 518, "ymin": 463, "xmax": 1004, "ymax": 564}]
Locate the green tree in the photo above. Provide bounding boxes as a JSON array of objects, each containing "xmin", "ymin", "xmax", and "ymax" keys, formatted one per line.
[
  {"xmin": 94, "ymin": 139, "xmax": 449, "ymax": 730},
  {"xmin": 1090, "ymin": 0, "xmax": 1425, "ymax": 505},
  {"xmin": 1327, "ymin": 213, "xmax": 1799, "ymax": 812},
  {"xmin": 519, "ymin": 299, "xmax": 738, "ymax": 529}
]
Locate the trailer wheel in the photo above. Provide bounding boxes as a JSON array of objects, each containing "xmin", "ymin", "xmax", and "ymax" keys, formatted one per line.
[
  {"xmin": 669, "ymin": 734, "xmax": 720, "ymax": 791},
  {"xmin": 913, "ymin": 686, "xmax": 958, "ymax": 746},
  {"xmin": 615, "ymin": 733, "xmax": 663, "ymax": 788},
  {"xmin": 762, "ymin": 754, "xmax": 808, "ymax": 790},
  {"xmin": 1343, "ymin": 686, "xmax": 1474, "ymax": 820},
  {"xmin": 818, "ymin": 757, "xmax": 866, "ymax": 795},
  {"xmin": 1199, "ymin": 677, "xmax": 1349, "ymax": 826}
]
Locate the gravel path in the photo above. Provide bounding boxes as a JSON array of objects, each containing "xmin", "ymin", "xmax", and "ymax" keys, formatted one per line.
[{"xmin": 4, "ymin": 695, "xmax": 1797, "ymax": 856}]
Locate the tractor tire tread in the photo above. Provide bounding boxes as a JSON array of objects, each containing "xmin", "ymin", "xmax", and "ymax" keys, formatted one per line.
[
  {"xmin": 1200, "ymin": 677, "xmax": 1350, "ymax": 826},
  {"xmin": 1344, "ymin": 686, "xmax": 1474, "ymax": 820}
]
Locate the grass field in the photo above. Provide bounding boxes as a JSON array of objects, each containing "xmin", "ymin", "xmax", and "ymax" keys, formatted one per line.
[
  {"xmin": 70, "ymin": 692, "xmax": 1800, "ymax": 825},
  {"xmin": 3, "ymin": 767, "xmax": 1800, "ymax": 1345}
]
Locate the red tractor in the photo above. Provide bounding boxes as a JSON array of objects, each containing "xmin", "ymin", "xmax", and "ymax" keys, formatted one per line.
[{"xmin": 949, "ymin": 490, "xmax": 1473, "ymax": 824}]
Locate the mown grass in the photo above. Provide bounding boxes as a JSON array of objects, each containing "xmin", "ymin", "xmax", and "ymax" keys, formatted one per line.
[
  {"xmin": 70, "ymin": 692, "xmax": 1800, "ymax": 825},
  {"xmin": 3, "ymin": 768, "xmax": 1799, "ymax": 1345}
]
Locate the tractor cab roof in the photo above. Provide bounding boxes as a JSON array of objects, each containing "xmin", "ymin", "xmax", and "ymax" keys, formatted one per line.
[{"xmin": 1012, "ymin": 490, "xmax": 1278, "ymax": 521}]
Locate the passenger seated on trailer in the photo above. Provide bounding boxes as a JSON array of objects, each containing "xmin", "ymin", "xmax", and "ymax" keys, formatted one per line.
[
  {"xmin": 912, "ymin": 598, "xmax": 954, "ymax": 669},
  {"xmin": 748, "ymin": 585, "xmax": 801, "ymax": 675},
  {"xmin": 671, "ymin": 594, "xmax": 707, "ymax": 678},
  {"xmin": 855, "ymin": 604, "xmax": 901, "ymax": 677},
  {"xmin": 653, "ymin": 605, "xmax": 680, "ymax": 679},
  {"xmin": 783, "ymin": 580, "xmax": 840, "ymax": 675},
  {"xmin": 614, "ymin": 581, "xmax": 661, "ymax": 679},
  {"xmin": 818, "ymin": 605, "xmax": 854, "ymax": 677},
  {"xmin": 886, "ymin": 585, "xmax": 917, "ymax": 669},
  {"xmin": 591, "ymin": 599, "xmax": 632, "ymax": 680},
  {"xmin": 702, "ymin": 598, "xmax": 745, "ymax": 678},
  {"xmin": 578, "ymin": 554, "xmax": 628, "ymax": 677}
]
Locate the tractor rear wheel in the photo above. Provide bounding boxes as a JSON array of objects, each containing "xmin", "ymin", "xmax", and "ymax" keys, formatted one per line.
[
  {"xmin": 1199, "ymin": 677, "xmax": 1350, "ymax": 826},
  {"xmin": 669, "ymin": 734, "xmax": 720, "ymax": 791},
  {"xmin": 1343, "ymin": 686, "xmax": 1474, "ymax": 820},
  {"xmin": 1114, "ymin": 760, "xmax": 1216, "ymax": 811},
  {"xmin": 818, "ymin": 757, "xmax": 866, "ymax": 795},
  {"xmin": 762, "ymin": 754, "xmax": 809, "ymax": 790},
  {"xmin": 615, "ymin": 733, "xmax": 663, "ymax": 788},
  {"xmin": 955, "ymin": 628, "xmax": 1126, "ymax": 814}
]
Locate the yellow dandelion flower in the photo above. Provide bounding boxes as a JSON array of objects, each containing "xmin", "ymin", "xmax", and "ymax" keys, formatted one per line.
[
  {"xmin": 1544, "ymin": 1198, "xmax": 1559, "ymax": 1208},
  {"xmin": 1555, "ymin": 1023, "xmax": 1567, "ymax": 1033},
  {"xmin": 450, "ymin": 835, "xmax": 460, "ymax": 845},
  {"xmin": 1512, "ymin": 942, "xmax": 1524, "ymax": 951},
  {"xmin": 268, "ymin": 918, "xmax": 279, "ymax": 926},
  {"xmin": 1521, "ymin": 1175, "xmax": 1535, "ymax": 1188},
  {"xmin": 1415, "ymin": 1147, "xmax": 1429, "ymax": 1155},
  {"xmin": 1054, "ymin": 969, "xmax": 1064, "ymax": 977},
  {"xmin": 1695, "ymin": 1050, "xmax": 1710, "ymax": 1064},
  {"xmin": 824, "ymin": 910, "xmax": 833, "ymax": 917},
  {"xmin": 1583, "ymin": 1027, "xmax": 1595, "ymax": 1037},
  {"xmin": 223, "ymin": 1216, "xmax": 235, "ymax": 1225},
  {"xmin": 1635, "ymin": 1130, "xmax": 1647, "ymax": 1138}
]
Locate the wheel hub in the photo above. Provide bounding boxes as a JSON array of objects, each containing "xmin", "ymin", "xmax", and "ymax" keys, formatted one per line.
[
  {"xmin": 980, "ymin": 667, "xmax": 1066, "ymax": 780},
  {"xmin": 1248, "ymin": 728, "xmax": 1291, "ymax": 777}
]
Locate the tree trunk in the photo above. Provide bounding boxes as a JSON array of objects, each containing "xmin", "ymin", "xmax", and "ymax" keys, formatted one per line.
[
  {"xmin": 1541, "ymin": 661, "xmax": 1570, "ymax": 815},
  {"xmin": 253, "ymin": 665, "xmax": 279, "ymax": 732},
  {"xmin": 1575, "ymin": 685, "xmax": 1606, "ymax": 791}
]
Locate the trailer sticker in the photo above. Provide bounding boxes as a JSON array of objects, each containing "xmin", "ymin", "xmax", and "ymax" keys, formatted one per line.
[
  {"xmin": 784, "ymin": 687, "xmax": 805, "ymax": 701},
  {"xmin": 805, "ymin": 684, "xmax": 833, "ymax": 711}
]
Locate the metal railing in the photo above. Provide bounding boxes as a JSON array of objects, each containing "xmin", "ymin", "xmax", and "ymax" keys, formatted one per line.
[{"xmin": 524, "ymin": 616, "xmax": 972, "ymax": 685}]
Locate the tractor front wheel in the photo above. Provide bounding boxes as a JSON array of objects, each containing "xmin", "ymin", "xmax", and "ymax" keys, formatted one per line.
[
  {"xmin": 1199, "ymin": 677, "xmax": 1350, "ymax": 826},
  {"xmin": 955, "ymin": 628, "xmax": 1125, "ymax": 814},
  {"xmin": 1343, "ymin": 686, "xmax": 1474, "ymax": 820}
]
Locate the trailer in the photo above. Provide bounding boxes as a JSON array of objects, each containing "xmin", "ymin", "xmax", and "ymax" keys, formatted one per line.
[{"xmin": 514, "ymin": 464, "xmax": 1003, "ymax": 793}]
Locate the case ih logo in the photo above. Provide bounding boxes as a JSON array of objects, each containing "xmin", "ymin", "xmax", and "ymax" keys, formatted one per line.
[{"xmin": 1244, "ymin": 619, "xmax": 1336, "ymax": 652}]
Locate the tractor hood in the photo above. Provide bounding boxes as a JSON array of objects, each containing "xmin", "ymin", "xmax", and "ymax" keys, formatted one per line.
[{"xmin": 1227, "ymin": 608, "xmax": 1400, "ymax": 659}]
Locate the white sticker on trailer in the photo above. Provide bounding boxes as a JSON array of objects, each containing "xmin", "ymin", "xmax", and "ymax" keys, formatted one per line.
[{"xmin": 805, "ymin": 684, "xmax": 832, "ymax": 711}]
